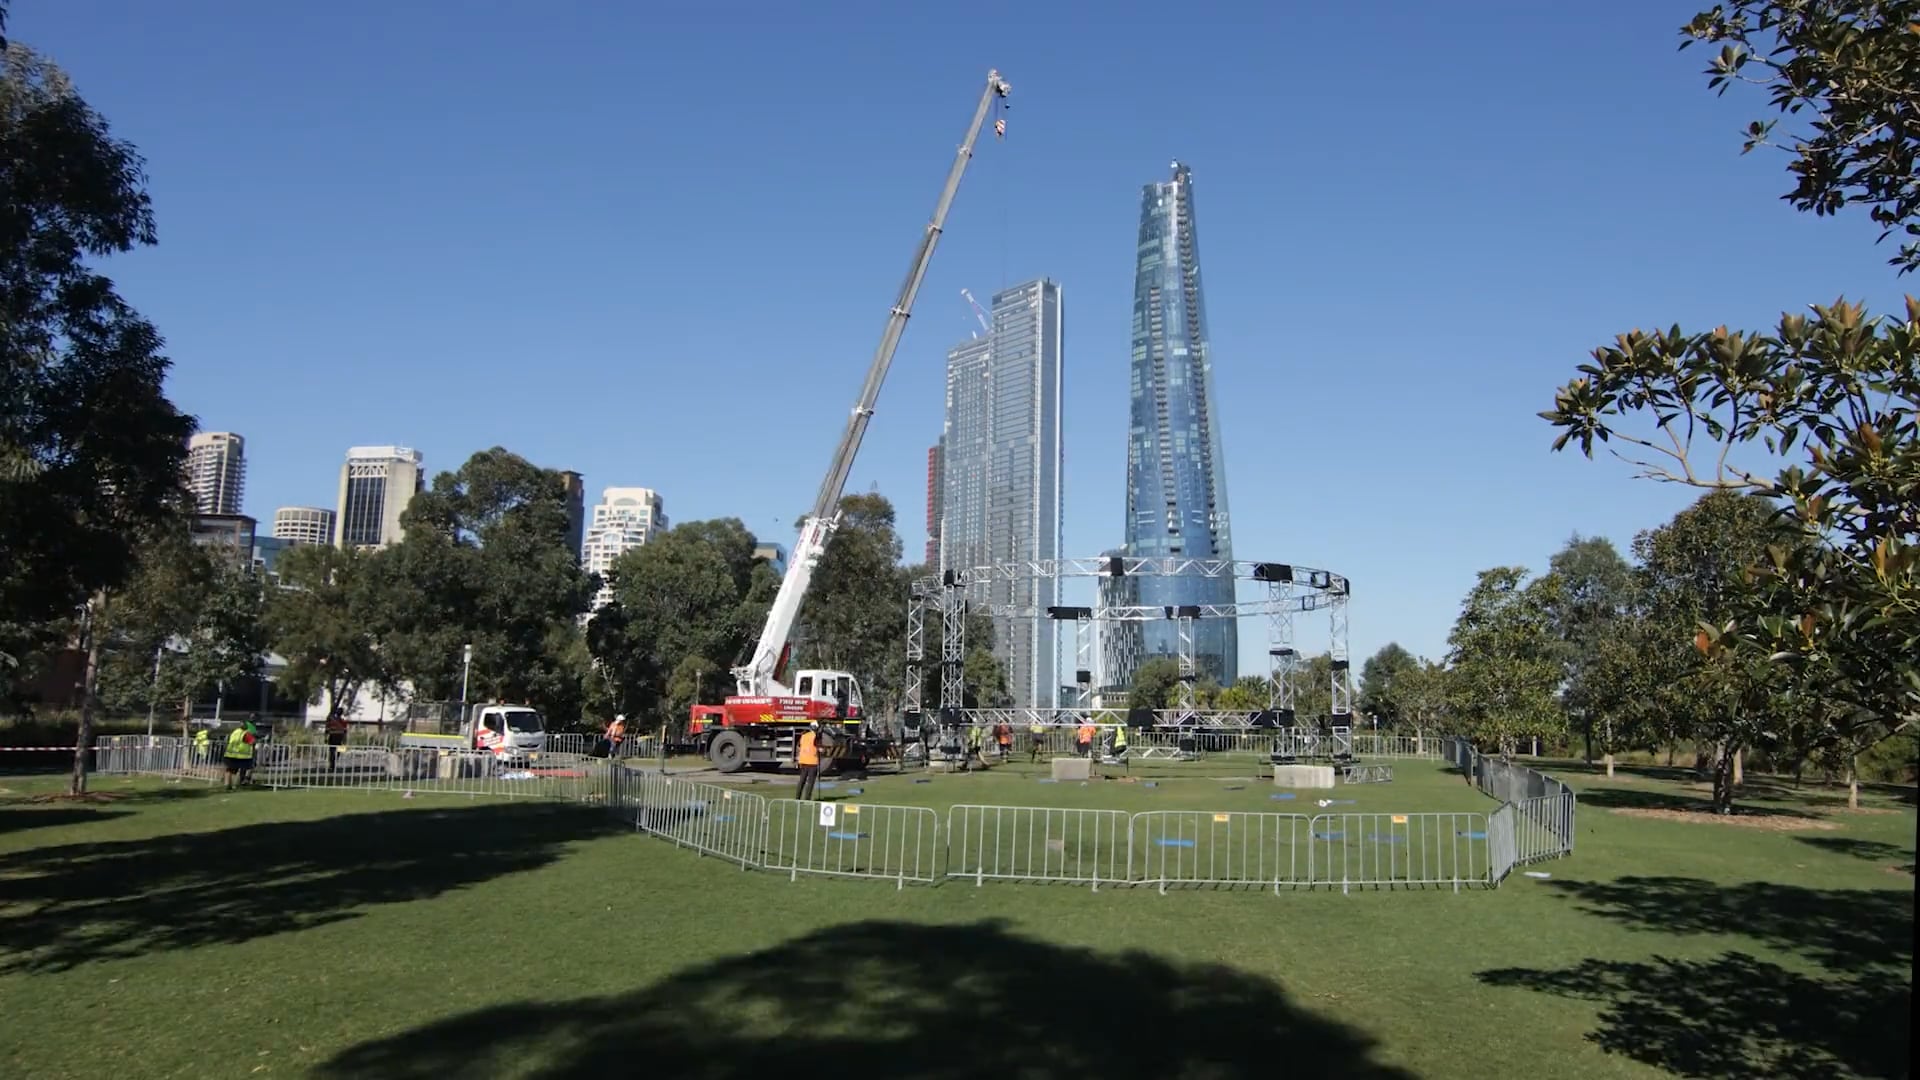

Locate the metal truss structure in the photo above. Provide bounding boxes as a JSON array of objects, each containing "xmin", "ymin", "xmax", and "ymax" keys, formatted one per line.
[{"xmin": 904, "ymin": 557, "xmax": 1353, "ymax": 732}]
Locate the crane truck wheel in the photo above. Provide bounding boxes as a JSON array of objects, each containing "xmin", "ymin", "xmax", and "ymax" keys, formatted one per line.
[{"xmin": 707, "ymin": 729, "xmax": 748, "ymax": 773}]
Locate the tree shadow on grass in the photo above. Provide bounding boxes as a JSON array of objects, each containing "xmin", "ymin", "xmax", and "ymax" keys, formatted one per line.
[
  {"xmin": 1479, "ymin": 952, "xmax": 1910, "ymax": 1079},
  {"xmin": 1480, "ymin": 876, "xmax": 1913, "ymax": 1078},
  {"xmin": 0, "ymin": 801, "xmax": 615, "ymax": 973},
  {"xmin": 1797, "ymin": 837, "xmax": 1916, "ymax": 874},
  {"xmin": 319, "ymin": 919, "xmax": 1414, "ymax": 1080},
  {"xmin": 1571, "ymin": 785, "xmax": 1820, "ymax": 819},
  {"xmin": 1536, "ymin": 875, "xmax": 1913, "ymax": 973},
  {"xmin": 0, "ymin": 806, "xmax": 131, "ymax": 835}
]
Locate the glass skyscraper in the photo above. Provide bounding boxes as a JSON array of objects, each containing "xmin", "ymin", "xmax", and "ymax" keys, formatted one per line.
[
  {"xmin": 939, "ymin": 278, "xmax": 1065, "ymax": 707},
  {"xmin": 1121, "ymin": 161, "xmax": 1236, "ymax": 686}
]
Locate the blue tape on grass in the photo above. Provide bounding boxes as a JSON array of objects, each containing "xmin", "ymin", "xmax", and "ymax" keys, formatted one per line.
[
  {"xmin": 827, "ymin": 831, "xmax": 869, "ymax": 841},
  {"xmin": 1328, "ymin": 798, "xmax": 1356, "ymax": 805},
  {"xmin": 1154, "ymin": 838, "xmax": 1196, "ymax": 848},
  {"xmin": 1270, "ymin": 793, "xmax": 1297, "ymax": 801},
  {"xmin": 817, "ymin": 782, "xmax": 839, "ymax": 789},
  {"xmin": 845, "ymin": 788, "xmax": 863, "ymax": 795},
  {"xmin": 1143, "ymin": 781, "xmax": 1159, "ymax": 788},
  {"xmin": 1313, "ymin": 831, "xmax": 1345, "ymax": 841},
  {"xmin": 713, "ymin": 814, "xmax": 735, "ymax": 822},
  {"xmin": 1036, "ymin": 778, "xmax": 1059, "ymax": 784},
  {"xmin": 1457, "ymin": 830, "xmax": 1488, "ymax": 840}
]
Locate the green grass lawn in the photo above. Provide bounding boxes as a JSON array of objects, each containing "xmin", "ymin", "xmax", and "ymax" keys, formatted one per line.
[{"xmin": 0, "ymin": 757, "xmax": 1910, "ymax": 1079}]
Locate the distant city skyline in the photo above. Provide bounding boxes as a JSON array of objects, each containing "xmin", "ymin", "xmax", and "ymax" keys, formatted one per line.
[
  {"xmin": 335, "ymin": 446, "xmax": 423, "ymax": 550},
  {"xmin": 583, "ymin": 486, "xmax": 668, "ymax": 610},
  {"xmin": 184, "ymin": 432, "xmax": 246, "ymax": 516}
]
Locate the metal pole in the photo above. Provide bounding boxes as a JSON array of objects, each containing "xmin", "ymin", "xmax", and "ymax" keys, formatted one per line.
[
  {"xmin": 460, "ymin": 643, "xmax": 473, "ymax": 726},
  {"xmin": 144, "ymin": 645, "xmax": 162, "ymax": 740}
]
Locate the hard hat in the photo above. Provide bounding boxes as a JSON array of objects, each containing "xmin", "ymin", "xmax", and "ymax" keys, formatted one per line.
[
  {"xmin": 809, "ymin": 720, "xmax": 820, "ymax": 730},
  {"xmin": 615, "ymin": 714, "xmax": 626, "ymax": 722}
]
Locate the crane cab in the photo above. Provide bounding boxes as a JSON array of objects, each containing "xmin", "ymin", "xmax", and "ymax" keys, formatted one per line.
[{"xmin": 688, "ymin": 668, "xmax": 866, "ymax": 773}]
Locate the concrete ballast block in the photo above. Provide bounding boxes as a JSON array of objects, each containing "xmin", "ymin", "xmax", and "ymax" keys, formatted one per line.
[
  {"xmin": 1272, "ymin": 764, "xmax": 1335, "ymax": 789},
  {"xmin": 1052, "ymin": 757, "xmax": 1094, "ymax": 782}
]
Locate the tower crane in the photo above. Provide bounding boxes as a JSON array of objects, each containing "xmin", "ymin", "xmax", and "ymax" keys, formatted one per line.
[{"xmin": 688, "ymin": 69, "xmax": 1012, "ymax": 773}]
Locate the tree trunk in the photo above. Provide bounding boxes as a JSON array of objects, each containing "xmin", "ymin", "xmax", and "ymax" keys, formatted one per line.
[
  {"xmin": 1847, "ymin": 754, "xmax": 1859, "ymax": 811},
  {"xmin": 1602, "ymin": 719, "xmax": 1615, "ymax": 778},
  {"xmin": 1604, "ymin": 752, "xmax": 1615, "ymax": 779},
  {"xmin": 1711, "ymin": 742, "xmax": 1739, "ymax": 814},
  {"xmin": 1582, "ymin": 714, "xmax": 1594, "ymax": 765},
  {"xmin": 69, "ymin": 592, "xmax": 105, "ymax": 796},
  {"xmin": 1665, "ymin": 743, "xmax": 1676, "ymax": 767},
  {"xmin": 1732, "ymin": 748, "xmax": 1744, "ymax": 788}
]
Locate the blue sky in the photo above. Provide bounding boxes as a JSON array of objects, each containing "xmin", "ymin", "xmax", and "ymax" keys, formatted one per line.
[{"xmin": 12, "ymin": 1, "xmax": 1906, "ymax": 671}]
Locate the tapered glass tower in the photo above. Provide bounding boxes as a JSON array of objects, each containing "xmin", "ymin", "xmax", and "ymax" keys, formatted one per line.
[{"xmin": 1122, "ymin": 161, "xmax": 1236, "ymax": 685}]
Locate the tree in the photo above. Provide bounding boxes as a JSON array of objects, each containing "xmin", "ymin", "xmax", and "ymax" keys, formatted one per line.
[
  {"xmin": 1682, "ymin": 1, "xmax": 1920, "ymax": 274},
  {"xmin": 1, "ymin": 40, "xmax": 194, "ymax": 770},
  {"xmin": 266, "ymin": 545, "xmax": 386, "ymax": 725},
  {"xmin": 792, "ymin": 494, "xmax": 910, "ymax": 718},
  {"xmin": 1443, "ymin": 568, "xmax": 1564, "ymax": 757},
  {"xmin": 1542, "ymin": 5, "xmax": 1919, "ymax": 799},
  {"xmin": 1129, "ymin": 657, "xmax": 1180, "ymax": 711},
  {"xmin": 1543, "ymin": 535, "xmax": 1638, "ymax": 761},
  {"xmin": 1215, "ymin": 675, "xmax": 1271, "ymax": 713},
  {"xmin": 97, "ymin": 533, "xmax": 265, "ymax": 725},
  {"xmin": 1357, "ymin": 643, "xmax": 1419, "ymax": 725},
  {"xmin": 1383, "ymin": 659, "xmax": 1449, "ymax": 732},
  {"xmin": 1291, "ymin": 653, "xmax": 1338, "ymax": 723},
  {"xmin": 382, "ymin": 449, "xmax": 594, "ymax": 722},
  {"xmin": 591, "ymin": 518, "xmax": 769, "ymax": 732}
]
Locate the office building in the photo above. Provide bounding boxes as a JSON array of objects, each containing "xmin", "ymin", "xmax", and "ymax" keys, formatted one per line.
[
  {"xmin": 335, "ymin": 446, "xmax": 424, "ymax": 550},
  {"xmin": 924, "ymin": 440, "xmax": 944, "ymax": 568},
  {"xmin": 1121, "ymin": 161, "xmax": 1237, "ymax": 686},
  {"xmin": 937, "ymin": 278, "xmax": 1064, "ymax": 707},
  {"xmin": 190, "ymin": 512, "xmax": 257, "ymax": 568},
  {"xmin": 272, "ymin": 506, "xmax": 335, "ymax": 547},
  {"xmin": 252, "ymin": 535, "xmax": 292, "ymax": 577},
  {"xmin": 583, "ymin": 487, "xmax": 668, "ymax": 609},
  {"xmin": 185, "ymin": 432, "xmax": 246, "ymax": 515},
  {"xmin": 559, "ymin": 470, "xmax": 586, "ymax": 560},
  {"xmin": 754, "ymin": 542, "xmax": 788, "ymax": 578}
]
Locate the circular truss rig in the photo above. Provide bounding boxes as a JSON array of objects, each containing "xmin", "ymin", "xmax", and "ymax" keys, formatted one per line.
[{"xmin": 903, "ymin": 556, "xmax": 1353, "ymax": 732}]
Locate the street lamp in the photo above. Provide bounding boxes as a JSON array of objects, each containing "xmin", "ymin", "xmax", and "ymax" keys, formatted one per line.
[{"xmin": 460, "ymin": 643, "xmax": 474, "ymax": 726}]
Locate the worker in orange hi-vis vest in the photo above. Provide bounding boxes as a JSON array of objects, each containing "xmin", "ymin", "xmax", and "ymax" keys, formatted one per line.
[
  {"xmin": 604, "ymin": 714, "xmax": 626, "ymax": 758},
  {"xmin": 795, "ymin": 721, "xmax": 822, "ymax": 801},
  {"xmin": 1076, "ymin": 721, "xmax": 1096, "ymax": 758}
]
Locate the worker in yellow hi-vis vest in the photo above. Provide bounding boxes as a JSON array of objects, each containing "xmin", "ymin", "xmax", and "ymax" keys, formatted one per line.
[{"xmin": 223, "ymin": 722, "xmax": 257, "ymax": 790}]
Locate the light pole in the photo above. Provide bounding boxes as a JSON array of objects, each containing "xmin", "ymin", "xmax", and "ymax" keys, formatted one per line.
[
  {"xmin": 460, "ymin": 643, "xmax": 473, "ymax": 726},
  {"xmin": 143, "ymin": 645, "xmax": 163, "ymax": 741}
]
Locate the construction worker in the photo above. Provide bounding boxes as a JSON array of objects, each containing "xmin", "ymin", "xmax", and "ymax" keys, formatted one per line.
[
  {"xmin": 1028, "ymin": 721, "xmax": 1047, "ymax": 762},
  {"xmin": 1076, "ymin": 720, "xmax": 1096, "ymax": 758},
  {"xmin": 994, "ymin": 722, "xmax": 1013, "ymax": 760},
  {"xmin": 795, "ymin": 721, "xmax": 822, "ymax": 800},
  {"xmin": 1109, "ymin": 720, "xmax": 1129, "ymax": 761},
  {"xmin": 192, "ymin": 726, "xmax": 211, "ymax": 768},
  {"xmin": 604, "ymin": 714, "xmax": 627, "ymax": 758},
  {"xmin": 223, "ymin": 721, "xmax": 257, "ymax": 790},
  {"xmin": 966, "ymin": 721, "xmax": 985, "ymax": 769},
  {"xmin": 325, "ymin": 711, "xmax": 349, "ymax": 771}
]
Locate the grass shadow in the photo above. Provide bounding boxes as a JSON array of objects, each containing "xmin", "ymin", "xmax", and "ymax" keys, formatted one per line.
[
  {"xmin": 0, "ymin": 800, "xmax": 616, "ymax": 973},
  {"xmin": 1480, "ymin": 875, "xmax": 1914, "ymax": 1077},
  {"xmin": 319, "ymin": 918, "xmax": 1416, "ymax": 1080},
  {"xmin": 1571, "ymin": 786, "xmax": 1819, "ymax": 819},
  {"xmin": 1479, "ymin": 952, "xmax": 1910, "ymax": 1079},
  {"xmin": 0, "ymin": 806, "xmax": 132, "ymax": 835},
  {"xmin": 1538, "ymin": 875, "xmax": 1913, "ymax": 973},
  {"xmin": 1797, "ymin": 837, "xmax": 1916, "ymax": 874}
]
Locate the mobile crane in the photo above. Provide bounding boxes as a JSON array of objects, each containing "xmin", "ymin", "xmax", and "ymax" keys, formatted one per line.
[{"xmin": 688, "ymin": 69, "xmax": 1012, "ymax": 773}]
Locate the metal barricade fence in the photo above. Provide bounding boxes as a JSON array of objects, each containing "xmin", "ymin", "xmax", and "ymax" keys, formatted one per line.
[
  {"xmin": 945, "ymin": 804, "xmax": 1129, "ymax": 889},
  {"xmin": 1340, "ymin": 765, "xmax": 1394, "ymax": 784},
  {"xmin": 1487, "ymin": 804, "xmax": 1518, "ymax": 884},
  {"xmin": 611, "ymin": 769, "xmax": 767, "ymax": 869},
  {"xmin": 249, "ymin": 740, "xmax": 601, "ymax": 802},
  {"xmin": 1130, "ymin": 810, "xmax": 1311, "ymax": 893},
  {"xmin": 1512, "ymin": 791, "xmax": 1576, "ymax": 864},
  {"xmin": 765, "ymin": 798, "xmax": 939, "ymax": 887},
  {"xmin": 1306, "ymin": 812, "xmax": 1490, "ymax": 891}
]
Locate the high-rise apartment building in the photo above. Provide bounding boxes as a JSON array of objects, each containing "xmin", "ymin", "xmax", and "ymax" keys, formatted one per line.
[
  {"xmin": 273, "ymin": 506, "xmax": 335, "ymax": 547},
  {"xmin": 924, "ymin": 440, "xmax": 944, "ymax": 567},
  {"xmin": 938, "ymin": 278, "xmax": 1064, "ymax": 707},
  {"xmin": 583, "ymin": 487, "xmax": 668, "ymax": 609},
  {"xmin": 335, "ymin": 446, "xmax": 424, "ymax": 550},
  {"xmin": 185, "ymin": 432, "xmax": 246, "ymax": 515},
  {"xmin": 558, "ymin": 470, "xmax": 586, "ymax": 560},
  {"xmin": 1121, "ymin": 161, "xmax": 1236, "ymax": 685}
]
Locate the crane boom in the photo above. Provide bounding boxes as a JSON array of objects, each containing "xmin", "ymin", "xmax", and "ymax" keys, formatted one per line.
[{"xmin": 733, "ymin": 69, "xmax": 1011, "ymax": 696}]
